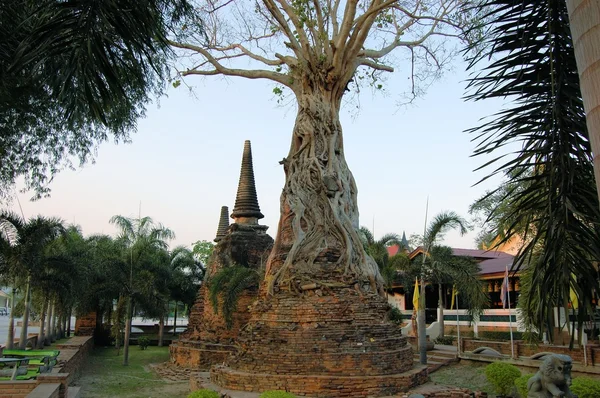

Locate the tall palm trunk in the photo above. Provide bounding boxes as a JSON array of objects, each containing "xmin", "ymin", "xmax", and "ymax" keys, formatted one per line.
[
  {"xmin": 158, "ymin": 314, "xmax": 164, "ymax": 347},
  {"xmin": 438, "ymin": 283, "xmax": 445, "ymax": 338},
  {"xmin": 49, "ymin": 301, "xmax": 56, "ymax": 342},
  {"xmin": 45, "ymin": 300, "xmax": 52, "ymax": 345},
  {"xmin": 122, "ymin": 296, "xmax": 133, "ymax": 366},
  {"xmin": 6, "ymin": 286, "xmax": 16, "ymax": 349},
  {"xmin": 172, "ymin": 301, "xmax": 177, "ymax": 336},
  {"xmin": 566, "ymin": 0, "xmax": 600, "ymax": 201},
  {"xmin": 37, "ymin": 295, "xmax": 48, "ymax": 348},
  {"xmin": 66, "ymin": 306, "xmax": 72, "ymax": 337},
  {"xmin": 263, "ymin": 90, "xmax": 381, "ymax": 294},
  {"xmin": 18, "ymin": 275, "xmax": 32, "ymax": 349}
]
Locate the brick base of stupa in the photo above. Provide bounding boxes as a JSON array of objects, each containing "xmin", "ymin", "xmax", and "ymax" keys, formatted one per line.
[
  {"xmin": 211, "ymin": 288, "xmax": 423, "ymax": 397},
  {"xmin": 170, "ymin": 340, "xmax": 236, "ymax": 370}
]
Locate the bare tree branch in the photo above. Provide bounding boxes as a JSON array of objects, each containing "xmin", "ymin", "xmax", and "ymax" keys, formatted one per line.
[{"xmin": 169, "ymin": 40, "xmax": 293, "ymax": 87}]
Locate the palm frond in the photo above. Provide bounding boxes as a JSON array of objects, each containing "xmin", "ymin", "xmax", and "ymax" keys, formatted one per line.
[
  {"xmin": 208, "ymin": 265, "xmax": 259, "ymax": 329},
  {"xmin": 466, "ymin": 0, "xmax": 600, "ymax": 339}
]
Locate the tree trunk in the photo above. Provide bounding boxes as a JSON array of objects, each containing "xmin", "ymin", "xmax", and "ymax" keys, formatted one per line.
[
  {"xmin": 6, "ymin": 286, "xmax": 15, "ymax": 349},
  {"xmin": 172, "ymin": 301, "xmax": 177, "ymax": 336},
  {"xmin": 263, "ymin": 91, "xmax": 382, "ymax": 294},
  {"xmin": 67, "ymin": 307, "xmax": 72, "ymax": 337},
  {"xmin": 158, "ymin": 314, "xmax": 164, "ymax": 347},
  {"xmin": 37, "ymin": 295, "xmax": 47, "ymax": 349},
  {"xmin": 123, "ymin": 295, "xmax": 133, "ymax": 366},
  {"xmin": 18, "ymin": 276, "xmax": 32, "ymax": 350},
  {"xmin": 45, "ymin": 300, "xmax": 52, "ymax": 345},
  {"xmin": 418, "ymin": 283, "xmax": 427, "ymax": 364},
  {"xmin": 438, "ymin": 283, "xmax": 445, "ymax": 338},
  {"xmin": 50, "ymin": 302, "xmax": 56, "ymax": 342},
  {"xmin": 566, "ymin": 1, "xmax": 600, "ymax": 202}
]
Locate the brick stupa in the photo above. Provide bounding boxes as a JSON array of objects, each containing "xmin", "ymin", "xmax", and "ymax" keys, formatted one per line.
[
  {"xmin": 210, "ymin": 172, "xmax": 424, "ymax": 394},
  {"xmin": 170, "ymin": 141, "xmax": 273, "ymax": 369}
]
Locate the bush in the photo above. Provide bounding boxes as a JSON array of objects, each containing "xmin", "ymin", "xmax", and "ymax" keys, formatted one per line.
[
  {"xmin": 571, "ymin": 377, "xmax": 600, "ymax": 398},
  {"xmin": 484, "ymin": 362, "xmax": 521, "ymax": 397},
  {"xmin": 434, "ymin": 335, "xmax": 455, "ymax": 345},
  {"xmin": 259, "ymin": 391, "xmax": 296, "ymax": 398},
  {"xmin": 514, "ymin": 373, "xmax": 534, "ymax": 397},
  {"xmin": 187, "ymin": 389, "xmax": 220, "ymax": 398},
  {"xmin": 388, "ymin": 307, "xmax": 403, "ymax": 325},
  {"xmin": 138, "ymin": 336, "xmax": 150, "ymax": 350}
]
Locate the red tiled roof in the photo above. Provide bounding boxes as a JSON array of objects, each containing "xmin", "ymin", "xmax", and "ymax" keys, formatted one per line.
[
  {"xmin": 451, "ymin": 248, "xmax": 512, "ymax": 258},
  {"xmin": 387, "ymin": 245, "xmax": 401, "ymax": 257},
  {"xmin": 399, "ymin": 245, "xmax": 516, "ymax": 275}
]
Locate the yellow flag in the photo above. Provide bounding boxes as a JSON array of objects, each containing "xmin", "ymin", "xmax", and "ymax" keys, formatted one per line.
[
  {"xmin": 412, "ymin": 278, "xmax": 420, "ymax": 309},
  {"xmin": 570, "ymin": 277, "xmax": 578, "ymax": 310},
  {"xmin": 450, "ymin": 284, "xmax": 458, "ymax": 310}
]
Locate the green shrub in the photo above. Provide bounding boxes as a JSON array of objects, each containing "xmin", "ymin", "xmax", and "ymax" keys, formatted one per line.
[
  {"xmin": 259, "ymin": 391, "xmax": 296, "ymax": 398},
  {"xmin": 514, "ymin": 373, "xmax": 534, "ymax": 397},
  {"xmin": 187, "ymin": 389, "xmax": 220, "ymax": 398},
  {"xmin": 389, "ymin": 307, "xmax": 403, "ymax": 325},
  {"xmin": 138, "ymin": 336, "xmax": 150, "ymax": 350},
  {"xmin": 571, "ymin": 377, "xmax": 600, "ymax": 398},
  {"xmin": 484, "ymin": 362, "xmax": 521, "ymax": 397},
  {"xmin": 434, "ymin": 335, "xmax": 455, "ymax": 345}
]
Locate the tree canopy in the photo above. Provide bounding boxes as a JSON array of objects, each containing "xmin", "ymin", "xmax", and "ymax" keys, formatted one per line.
[{"xmin": 0, "ymin": 0, "xmax": 191, "ymax": 200}]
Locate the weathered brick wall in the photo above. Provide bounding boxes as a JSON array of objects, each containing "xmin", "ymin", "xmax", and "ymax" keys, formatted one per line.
[
  {"xmin": 54, "ymin": 336, "xmax": 94, "ymax": 384},
  {"xmin": 213, "ymin": 288, "xmax": 420, "ymax": 396},
  {"xmin": 171, "ymin": 225, "xmax": 273, "ymax": 370},
  {"xmin": 0, "ymin": 381, "xmax": 38, "ymax": 398},
  {"xmin": 211, "ymin": 366, "xmax": 428, "ymax": 397},
  {"xmin": 227, "ymin": 289, "xmax": 413, "ymax": 377},
  {"xmin": 74, "ymin": 312, "xmax": 96, "ymax": 336},
  {"xmin": 169, "ymin": 341, "xmax": 235, "ymax": 370}
]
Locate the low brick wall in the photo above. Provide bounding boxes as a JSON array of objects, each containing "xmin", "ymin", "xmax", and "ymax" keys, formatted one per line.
[
  {"xmin": 54, "ymin": 336, "xmax": 94, "ymax": 384},
  {"xmin": 211, "ymin": 365, "xmax": 429, "ymax": 397},
  {"xmin": 0, "ymin": 336, "xmax": 93, "ymax": 398},
  {"xmin": 461, "ymin": 338, "xmax": 599, "ymax": 365},
  {"xmin": 25, "ymin": 383, "xmax": 60, "ymax": 398},
  {"xmin": 0, "ymin": 380, "xmax": 38, "ymax": 398}
]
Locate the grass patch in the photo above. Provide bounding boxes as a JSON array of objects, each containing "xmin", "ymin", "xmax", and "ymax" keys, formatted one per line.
[
  {"xmin": 76, "ymin": 346, "xmax": 188, "ymax": 398},
  {"xmin": 430, "ymin": 363, "xmax": 496, "ymax": 394}
]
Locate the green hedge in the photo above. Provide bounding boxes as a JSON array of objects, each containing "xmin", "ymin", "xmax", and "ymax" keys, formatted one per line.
[
  {"xmin": 485, "ymin": 362, "xmax": 520, "ymax": 397},
  {"xmin": 571, "ymin": 377, "xmax": 600, "ymax": 398},
  {"xmin": 514, "ymin": 373, "xmax": 534, "ymax": 398},
  {"xmin": 187, "ymin": 389, "xmax": 220, "ymax": 398},
  {"xmin": 479, "ymin": 331, "xmax": 524, "ymax": 341},
  {"xmin": 259, "ymin": 391, "xmax": 297, "ymax": 398}
]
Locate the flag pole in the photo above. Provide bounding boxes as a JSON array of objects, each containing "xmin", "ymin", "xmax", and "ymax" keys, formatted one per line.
[
  {"xmin": 418, "ymin": 196, "xmax": 429, "ymax": 365},
  {"xmin": 456, "ymin": 292, "xmax": 461, "ymax": 355},
  {"xmin": 505, "ymin": 266, "xmax": 515, "ymax": 359}
]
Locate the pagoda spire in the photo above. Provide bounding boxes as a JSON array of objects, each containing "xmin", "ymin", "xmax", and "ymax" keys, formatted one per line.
[
  {"xmin": 214, "ymin": 206, "xmax": 230, "ymax": 242},
  {"xmin": 231, "ymin": 140, "xmax": 264, "ymax": 224}
]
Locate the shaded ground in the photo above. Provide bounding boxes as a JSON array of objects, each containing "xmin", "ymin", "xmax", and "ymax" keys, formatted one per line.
[
  {"xmin": 428, "ymin": 362, "xmax": 495, "ymax": 395},
  {"xmin": 75, "ymin": 346, "xmax": 188, "ymax": 398}
]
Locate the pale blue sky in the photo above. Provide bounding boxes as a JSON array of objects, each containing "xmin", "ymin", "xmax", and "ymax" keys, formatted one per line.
[{"xmin": 12, "ymin": 58, "xmax": 507, "ymax": 250}]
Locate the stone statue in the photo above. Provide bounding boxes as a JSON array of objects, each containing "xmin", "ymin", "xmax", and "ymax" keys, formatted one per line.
[{"xmin": 527, "ymin": 354, "xmax": 577, "ymax": 398}]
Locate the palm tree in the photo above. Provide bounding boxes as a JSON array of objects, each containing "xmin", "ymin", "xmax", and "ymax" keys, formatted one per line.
[
  {"xmin": 415, "ymin": 211, "xmax": 485, "ymax": 362},
  {"xmin": 0, "ymin": 213, "xmax": 20, "ymax": 349},
  {"xmin": 467, "ymin": 0, "xmax": 600, "ymax": 342},
  {"xmin": 109, "ymin": 215, "xmax": 174, "ymax": 365},
  {"xmin": 358, "ymin": 227, "xmax": 405, "ymax": 285},
  {"xmin": 0, "ymin": 211, "xmax": 65, "ymax": 349}
]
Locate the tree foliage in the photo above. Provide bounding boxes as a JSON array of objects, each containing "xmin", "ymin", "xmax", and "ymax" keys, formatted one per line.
[
  {"xmin": 0, "ymin": 0, "xmax": 192, "ymax": 200},
  {"xmin": 465, "ymin": 0, "xmax": 600, "ymax": 340}
]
